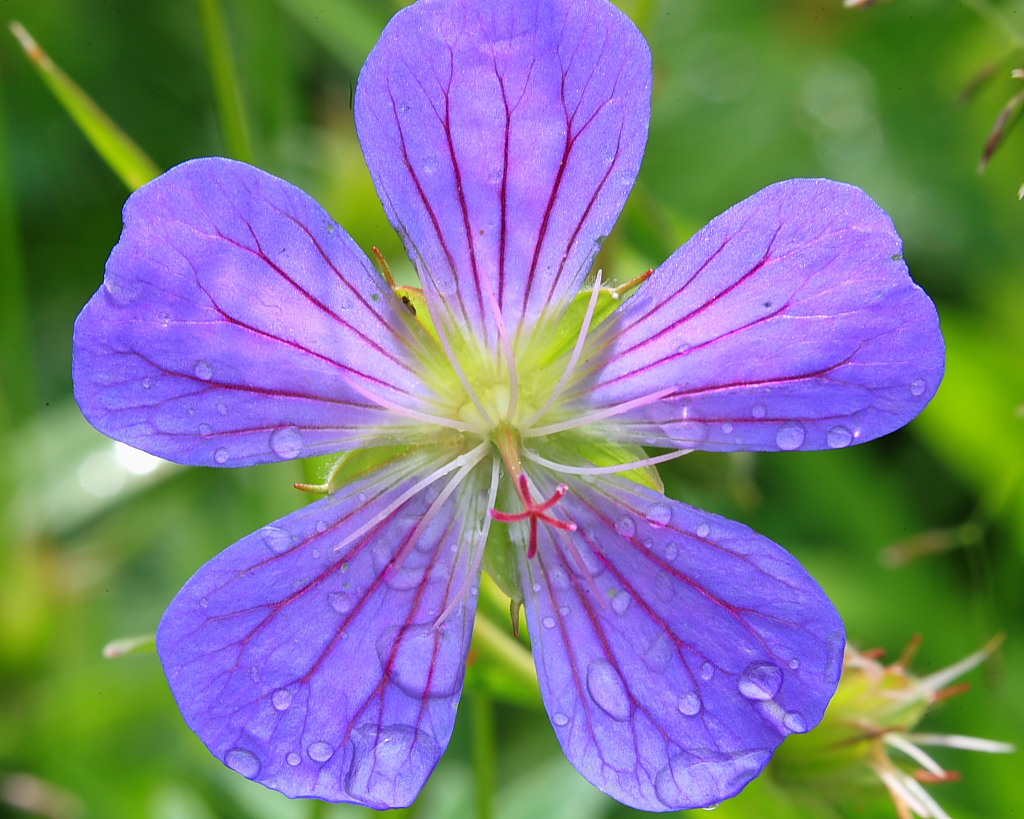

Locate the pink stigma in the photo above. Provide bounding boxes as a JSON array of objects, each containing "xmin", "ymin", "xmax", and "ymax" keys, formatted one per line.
[{"xmin": 489, "ymin": 473, "xmax": 577, "ymax": 559}]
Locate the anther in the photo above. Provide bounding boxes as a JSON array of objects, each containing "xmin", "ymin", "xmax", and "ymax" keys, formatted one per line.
[{"xmin": 489, "ymin": 473, "xmax": 577, "ymax": 559}]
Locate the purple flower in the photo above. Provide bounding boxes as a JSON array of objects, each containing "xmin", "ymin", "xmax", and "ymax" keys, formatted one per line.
[{"xmin": 72, "ymin": 0, "xmax": 943, "ymax": 811}]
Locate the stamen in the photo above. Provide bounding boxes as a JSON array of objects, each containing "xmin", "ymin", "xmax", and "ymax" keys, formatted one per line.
[
  {"xmin": 522, "ymin": 386, "xmax": 675, "ymax": 438},
  {"xmin": 489, "ymin": 473, "xmax": 576, "ymax": 559},
  {"xmin": 525, "ymin": 270, "xmax": 603, "ymax": 428},
  {"xmin": 331, "ymin": 442, "xmax": 489, "ymax": 553},
  {"xmin": 430, "ymin": 298, "xmax": 496, "ymax": 429},
  {"xmin": 433, "ymin": 454, "xmax": 501, "ymax": 628},
  {"xmin": 523, "ymin": 446, "xmax": 692, "ymax": 476}
]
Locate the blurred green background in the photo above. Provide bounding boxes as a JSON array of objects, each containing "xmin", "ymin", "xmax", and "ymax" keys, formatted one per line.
[{"xmin": 1, "ymin": 0, "xmax": 1021, "ymax": 817}]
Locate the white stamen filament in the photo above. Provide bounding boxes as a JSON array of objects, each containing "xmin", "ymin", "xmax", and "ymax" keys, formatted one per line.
[
  {"xmin": 525, "ymin": 270, "xmax": 604, "ymax": 428},
  {"xmin": 883, "ymin": 734, "xmax": 946, "ymax": 777},
  {"xmin": 873, "ymin": 766, "xmax": 943, "ymax": 819},
  {"xmin": 431, "ymin": 298, "xmax": 496, "ymax": 429},
  {"xmin": 473, "ymin": 261, "xmax": 520, "ymax": 422},
  {"xmin": 906, "ymin": 733, "xmax": 1016, "ymax": 754},
  {"xmin": 523, "ymin": 386, "xmax": 676, "ymax": 438},
  {"xmin": 339, "ymin": 371, "xmax": 479, "ymax": 433},
  {"xmin": 390, "ymin": 443, "xmax": 490, "ymax": 571},
  {"xmin": 523, "ymin": 446, "xmax": 692, "ymax": 476},
  {"xmin": 331, "ymin": 442, "xmax": 489, "ymax": 553},
  {"xmin": 434, "ymin": 454, "xmax": 501, "ymax": 628}
]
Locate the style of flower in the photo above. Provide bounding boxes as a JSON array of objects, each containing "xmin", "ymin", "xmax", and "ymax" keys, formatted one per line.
[{"xmin": 72, "ymin": 0, "xmax": 944, "ymax": 811}]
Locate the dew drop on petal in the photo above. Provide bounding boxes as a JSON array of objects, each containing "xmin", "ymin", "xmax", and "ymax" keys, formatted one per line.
[
  {"xmin": 213, "ymin": 447, "xmax": 230, "ymax": 464},
  {"xmin": 699, "ymin": 662, "xmax": 715, "ymax": 681},
  {"xmin": 752, "ymin": 404, "xmax": 767, "ymax": 419},
  {"xmin": 826, "ymin": 425, "xmax": 853, "ymax": 449},
  {"xmin": 194, "ymin": 360, "xmax": 213, "ymax": 380},
  {"xmin": 721, "ymin": 422, "xmax": 733, "ymax": 434},
  {"xmin": 316, "ymin": 519, "xmax": 328, "ymax": 534},
  {"xmin": 738, "ymin": 662, "xmax": 783, "ymax": 701},
  {"xmin": 789, "ymin": 658, "xmax": 800, "ymax": 670},
  {"xmin": 271, "ymin": 689, "xmax": 293, "ymax": 711},
  {"xmin": 646, "ymin": 503, "xmax": 672, "ymax": 528},
  {"xmin": 224, "ymin": 748, "xmax": 260, "ymax": 778},
  {"xmin": 610, "ymin": 591, "xmax": 632, "ymax": 615},
  {"xmin": 286, "ymin": 752, "xmax": 301, "ymax": 766},
  {"xmin": 216, "ymin": 401, "xmax": 228, "ymax": 416},
  {"xmin": 199, "ymin": 423, "xmax": 212, "ymax": 436},
  {"xmin": 552, "ymin": 712, "xmax": 569, "ymax": 727},
  {"xmin": 307, "ymin": 741, "xmax": 334, "ymax": 763},
  {"xmin": 664, "ymin": 543, "xmax": 678, "ymax": 560},
  {"xmin": 783, "ymin": 711, "xmax": 807, "ymax": 733},
  {"xmin": 655, "ymin": 750, "xmax": 770, "ymax": 809},
  {"xmin": 910, "ymin": 377, "xmax": 927, "ymax": 397},
  {"xmin": 542, "ymin": 616, "xmax": 556, "ymax": 629},
  {"xmin": 142, "ymin": 377, "xmax": 152, "ymax": 389},
  {"xmin": 775, "ymin": 422, "xmax": 806, "ymax": 451},
  {"xmin": 677, "ymin": 692, "xmax": 702, "ymax": 716},
  {"xmin": 269, "ymin": 425, "xmax": 303, "ymax": 460},
  {"xmin": 696, "ymin": 522, "xmax": 711, "ymax": 538},
  {"xmin": 586, "ymin": 660, "xmax": 631, "ymax": 722},
  {"xmin": 615, "ymin": 515, "xmax": 636, "ymax": 538},
  {"xmin": 260, "ymin": 526, "xmax": 293, "ymax": 554}
]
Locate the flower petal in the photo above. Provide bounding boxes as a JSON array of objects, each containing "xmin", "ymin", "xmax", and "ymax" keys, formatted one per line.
[
  {"xmin": 356, "ymin": 0, "xmax": 650, "ymax": 344},
  {"xmin": 576, "ymin": 179, "xmax": 944, "ymax": 451},
  {"xmin": 73, "ymin": 157, "xmax": 436, "ymax": 467},
  {"xmin": 156, "ymin": 449, "xmax": 489, "ymax": 808},
  {"xmin": 518, "ymin": 472, "xmax": 844, "ymax": 811}
]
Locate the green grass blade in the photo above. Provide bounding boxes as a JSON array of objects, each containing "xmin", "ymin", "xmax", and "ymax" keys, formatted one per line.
[
  {"xmin": 9, "ymin": 22, "xmax": 160, "ymax": 191},
  {"xmin": 196, "ymin": 0, "xmax": 255, "ymax": 164}
]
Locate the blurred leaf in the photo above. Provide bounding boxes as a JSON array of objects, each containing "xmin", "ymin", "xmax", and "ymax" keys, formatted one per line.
[
  {"xmin": 267, "ymin": 0, "xmax": 391, "ymax": 76},
  {"xmin": 8, "ymin": 21, "xmax": 160, "ymax": 191},
  {"xmin": 102, "ymin": 633, "xmax": 157, "ymax": 659}
]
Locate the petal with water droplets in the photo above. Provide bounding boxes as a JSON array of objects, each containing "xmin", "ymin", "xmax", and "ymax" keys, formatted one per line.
[
  {"xmin": 74, "ymin": 157, "xmax": 435, "ymax": 468},
  {"xmin": 519, "ymin": 471, "xmax": 844, "ymax": 811},
  {"xmin": 579, "ymin": 179, "xmax": 943, "ymax": 452},
  {"xmin": 157, "ymin": 450, "xmax": 489, "ymax": 808}
]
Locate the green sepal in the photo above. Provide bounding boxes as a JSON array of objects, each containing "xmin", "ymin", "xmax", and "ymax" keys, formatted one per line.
[
  {"xmin": 295, "ymin": 445, "xmax": 421, "ymax": 495},
  {"xmin": 542, "ymin": 432, "xmax": 665, "ymax": 494},
  {"xmin": 480, "ymin": 484, "xmax": 523, "ymax": 601}
]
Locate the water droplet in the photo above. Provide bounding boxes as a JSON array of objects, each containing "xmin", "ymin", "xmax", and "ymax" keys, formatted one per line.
[
  {"xmin": 194, "ymin": 360, "xmax": 213, "ymax": 380},
  {"xmin": 910, "ymin": 377, "xmax": 927, "ymax": 397},
  {"xmin": 788, "ymin": 658, "xmax": 800, "ymax": 670},
  {"xmin": 272, "ymin": 689, "xmax": 293, "ymax": 711},
  {"xmin": 286, "ymin": 752, "xmax": 301, "ymax": 766},
  {"xmin": 699, "ymin": 662, "xmax": 714, "ymax": 681},
  {"xmin": 586, "ymin": 660, "xmax": 631, "ymax": 721},
  {"xmin": 260, "ymin": 525, "xmax": 293, "ymax": 554},
  {"xmin": 646, "ymin": 503, "xmax": 672, "ymax": 528},
  {"xmin": 677, "ymin": 692, "xmax": 702, "ymax": 716},
  {"xmin": 199, "ymin": 423, "xmax": 212, "ymax": 436},
  {"xmin": 224, "ymin": 748, "xmax": 260, "ymax": 778},
  {"xmin": 248, "ymin": 665, "xmax": 260, "ymax": 683},
  {"xmin": 655, "ymin": 750, "xmax": 770, "ymax": 809},
  {"xmin": 615, "ymin": 515, "xmax": 636, "ymax": 538},
  {"xmin": 316, "ymin": 519, "xmax": 328, "ymax": 534},
  {"xmin": 213, "ymin": 447, "xmax": 229, "ymax": 464},
  {"xmin": 552, "ymin": 712, "xmax": 569, "ymax": 727},
  {"xmin": 783, "ymin": 711, "xmax": 807, "ymax": 733},
  {"xmin": 721, "ymin": 422, "xmax": 734, "ymax": 434},
  {"xmin": 346, "ymin": 724, "xmax": 439, "ymax": 803},
  {"xmin": 610, "ymin": 591, "xmax": 631, "ymax": 615},
  {"xmin": 775, "ymin": 422, "xmax": 805, "ymax": 451},
  {"xmin": 751, "ymin": 404, "xmax": 767, "ymax": 419},
  {"xmin": 216, "ymin": 401, "xmax": 228, "ymax": 416},
  {"xmin": 542, "ymin": 616, "xmax": 556, "ymax": 629},
  {"xmin": 377, "ymin": 624, "xmax": 463, "ymax": 698},
  {"xmin": 142, "ymin": 377, "xmax": 152, "ymax": 389},
  {"xmin": 422, "ymin": 156, "xmax": 439, "ymax": 174},
  {"xmin": 826, "ymin": 425, "xmax": 853, "ymax": 449},
  {"xmin": 738, "ymin": 662, "xmax": 783, "ymax": 701},
  {"xmin": 664, "ymin": 543, "xmax": 678, "ymax": 560},
  {"xmin": 269, "ymin": 425, "xmax": 303, "ymax": 460},
  {"xmin": 307, "ymin": 741, "xmax": 334, "ymax": 762},
  {"xmin": 531, "ymin": 583, "xmax": 541, "ymax": 593},
  {"xmin": 329, "ymin": 592, "xmax": 352, "ymax": 614},
  {"xmin": 696, "ymin": 522, "xmax": 711, "ymax": 538}
]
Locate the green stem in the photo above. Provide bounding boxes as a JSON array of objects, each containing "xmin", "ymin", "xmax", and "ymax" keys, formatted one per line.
[
  {"xmin": 471, "ymin": 690, "xmax": 496, "ymax": 819},
  {"xmin": 470, "ymin": 614, "xmax": 540, "ymax": 698},
  {"xmin": 196, "ymin": 0, "xmax": 255, "ymax": 163}
]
